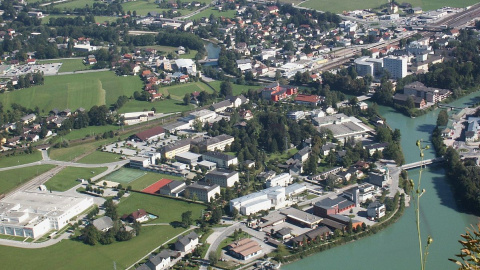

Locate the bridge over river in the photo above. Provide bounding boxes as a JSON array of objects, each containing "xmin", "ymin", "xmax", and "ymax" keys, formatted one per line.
[{"xmin": 400, "ymin": 157, "xmax": 444, "ymax": 170}]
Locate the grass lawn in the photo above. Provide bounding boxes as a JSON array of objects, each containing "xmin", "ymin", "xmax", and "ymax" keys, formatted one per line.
[
  {"xmin": 54, "ymin": 0, "xmax": 96, "ymax": 9},
  {"xmin": 0, "ymin": 151, "xmax": 42, "ymax": 168},
  {"xmin": 300, "ymin": 0, "xmax": 478, "ymax": 13},
  {"xmin": 122, "ymin": 0, "xmax": 187, "ymax": 16},
  {"xmin": 189, "ymin": 7, "xmax": 237, "ymax": 20},
  {"xmin": 49, "ymin": 138, "xmax": 117, "ymax": 161},
  {"xmin": 306, "ymin": 194, "xmax": 318, "ymax": 200},
  {"xmin": 117, "ymin": 192, "xmax": 206, "ymax": 224},
  {"xmin": 118, "ymin": 98, "xmax": 194, "ymax": 114},
  {"xmin": 44, "ymin": 167, "xmax": 108, "ymax": 191},
  {"xmin": 77, "ymin": 151, "xmax": 121, "ymax": 164},
  {"xmin": 38, "ymin": 59, "xmax": 90, "ymax": 73},
  {"xmin": 208, "ymin": 81, "xmax": 260, "ymax": 96},
  {"xmin": 0, "ymin": 165, "xmax": 56, "ymax": 194},
  {"xmin": 41, "ymin": 15, "xmax": 80, "ymax": 25},
  {"xmin": 266, "ymin": 148, "xmax": 299, "ymax": 163},
  {"xmin": 128, "ymin": 170, "xmax": 181, "ymax": 190},
  {"xmin": 0, "ymin": 225, "xmax": 186, "ymax": 270},
  {"xmin": 0, "ymin": 71, "xmax": 142, "ymax": 114},
  {"xmin": 61, "ymin": 124, "xmax": 119, "ymax": 141},
  {"xmin": 94, "ymin": 16, "xmax": 120, "ymax": 23},
  {"xmin": 156, "ymin": 82, "xmax": 213, "ymax": 100}
]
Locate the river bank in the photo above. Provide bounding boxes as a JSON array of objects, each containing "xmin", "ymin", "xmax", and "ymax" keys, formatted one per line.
[{"xmin": 282, "ymin": 92, "xmax": 480, "ymax": 270}]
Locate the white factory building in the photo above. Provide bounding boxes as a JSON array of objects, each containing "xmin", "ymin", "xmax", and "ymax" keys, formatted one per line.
[
  {"xmin": 230, "ymin": 183, "xmax": 306, "ymax": 216},
  {"xmin": 0, "ymin": 191, "xmax": 94, "ymax": 239}
]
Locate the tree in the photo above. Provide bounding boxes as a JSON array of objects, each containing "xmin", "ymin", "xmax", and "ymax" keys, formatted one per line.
[
  {"xmin": 208, "ymin": 251, "xmax": 218, "ymax": 265},
  {"xmin": 181, "ymin": 211, "xmax": 193, "ymax": 228},
  {"xmin": 81, "ymin": 225, "xmax": 100, "ymax": 245},
  {"xmin": 183, "ymin": 93, "xmax": 190, "ymax": 105},
  {"xmin": 437, "ymin": 109, "xmax": 448, "ymax": 126},
  {"xmin": 103, "ymin": 199, "xmax": 118, "ymax": 220},
  {"xmin": 220, "ymin": 81, "xmax": 233, "ymax": 97}
]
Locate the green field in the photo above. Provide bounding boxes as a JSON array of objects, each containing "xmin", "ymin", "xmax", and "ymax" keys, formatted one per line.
[
  {"xmin": 118, "ymin": 98, "xmax": 194, "ymax": 114},
  {"xmin": 129, "ymin": 171, "xmax": 182, "ymax": 190},
  {"xmin": 0, "ymin": 71, "xmax": 142, "ymax": 114},
  {"xmin": 190, "ymin": 7, "xmax": 237, "ymax": 20},
  {"xmin": 0, "ymin": 225, "xmax": 186, "ymax": 270},
  {"xmin": 49, "ymin": 139, "xmax": 117, "ymax": 161},
  {"xmin": 0, "ymin": 165, "xmax": 56, "ymax": 194},
  {"xmin": 54, "ymin": 0, "xmax": 96, "ymax": 9},
  {"xmin": 208, "ymin": 81, "xmax": 260, "ymax": 96},
  {"xmin": 299, "ymin": 0, "xmax": 478, "ymax": 13},
  {"xmin": 117, "ymin": 192, "xmax": 206, "ymax": 224},
  {"xmin": 38, "ymin": 59, "xmax": 90, "ymax": 73},
  {"xmin": 44, "ymin": 167, "xmax": 108, "ymax": 191},
  {"xmin": 122, "ymin": 0, "xmax": 186, "ymax": 16},
  {"xmin": 157, "ymin": 81, "xmax": 213, "ymax": 100},
  {"xmin": 103, "ymin": 168, "xmax": 146, "ymax": 184},
  {"xmin": 77, "ymin": 151, "xmax": 121, "ymax": 164},
  {"xmin": 0, "ymin": 151, "xmax": 42, "ymax": 168},
  {"xmin": 61, "ymin": 124, "xmax": 119, "ymax": 141}
]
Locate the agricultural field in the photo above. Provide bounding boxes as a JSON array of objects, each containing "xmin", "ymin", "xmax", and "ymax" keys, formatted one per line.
[
  {"xmin": 127, "ymin": 170, "xmax": 182, "ymax": 190},
  {"xmin": 44, "ymin": 167, "xmax": 108, "ymax": 191},
  {"xmin": 299, "ymin": 0, "xmax": 478, "ymax": 13},
  {"xmin": 0, "ymin": 165, "xmax": 56, "ymax": 194},
  {"xmin": 0, "ymin": 225, "xmax": 186, "ymax": 270},
  {"xmin": 208, "ymin": 81, "xmax": 261, "ymax": 96},
  {"xmin": 118, "ymin": 94, "xmax": 195, "ymax": 114},
  {"xmin": 189, "ymin": 7, "xmax": 237, "ymax": 20},
  {"xmin": 0, "ymin": 71, "xmax": 143, "ymax": 115},
  {"xmin": 0, "ymin": 151, "xmax": 42, "ymax": 168},
  {"xmin": 116, "ymin": 192, "xmax": 206, "ymax": 224},
  {"xmin": 37, "ymin": 58, "xmax": 90, "ymax": 73},
  {"xmin": 77, "ymin": 151, "xmax": 121, "ymax": 164}
]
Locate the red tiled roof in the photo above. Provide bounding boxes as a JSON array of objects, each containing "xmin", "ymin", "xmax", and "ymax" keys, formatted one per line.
[{"xmin": 295, "ymin": 94, "xmax": 320, "ymax": 103}]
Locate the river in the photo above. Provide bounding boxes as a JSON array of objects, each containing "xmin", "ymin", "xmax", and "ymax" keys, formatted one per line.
[{"xmin": 282, "ymin": 92, "xmax": 480, "ymax": 270}]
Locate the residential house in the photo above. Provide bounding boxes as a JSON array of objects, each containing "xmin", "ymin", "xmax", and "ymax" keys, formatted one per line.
[
  {"xmin": 174, "ymin": 231, "xmax": 199, "ymax": 253},
  {"xmin": 92, "ymin": 216, "xmax": 113, "ymax": 232}
]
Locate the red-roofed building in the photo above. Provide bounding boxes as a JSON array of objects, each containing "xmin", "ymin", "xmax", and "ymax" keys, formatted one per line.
[
  {"xmin": 267, "ymin": 5, "xmax": 279, "ymax": 13},
  {"xmin": 141, "ymin": 70, "xmax": 151, "ymax": 77},
  {"xmin": 131, "ymin": 126, "xmax": 165, "ymax": 141},
  {"xmin": 27, "ymin": 59, "xmax": 36, "ymax": 65},
  {"xmin": 295, "ymin": 94, "xmax": 322, "ymax": 106},
  {"xmin": 261, "ymin": 82, "xmax": 298, "ymax": 102}
]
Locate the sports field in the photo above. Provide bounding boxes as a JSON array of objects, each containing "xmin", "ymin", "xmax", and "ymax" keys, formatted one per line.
[
  {"xmin": 299, "ymin": 0, "xmax": 478, "ymax": 13},
  {"xmin": 141, "ymin": 178, "xmax": 173, "ymax": 194},
  {"xmin": 38, "ymin": 59, "xmax": 90, "ymax": 73},
  {"xmin": 0, "ymin": 71, "xmax": 142, "ymax": 114},
  {"xmin": 129, "ymin": 171, "xmax": 181, "ymax": 190},
  {"xmin": 103, "ymin": 168, "xmax": 146, "ymax": 184}
]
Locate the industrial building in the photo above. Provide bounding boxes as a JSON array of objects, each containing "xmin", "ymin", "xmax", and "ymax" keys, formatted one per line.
[{"xmin": 0, "ymin": 191, "xmax": 94, "ymax": 239}]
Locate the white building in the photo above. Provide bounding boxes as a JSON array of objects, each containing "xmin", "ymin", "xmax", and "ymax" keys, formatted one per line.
[
  {"xmin": 266, "ymin": 173, "xmax": 292, "ymax": 187},
  {"xmin": 383, "ymin": 55, "xmax": 408, "ymax": 79},
  {"xmin": 230, "ymin": 186, "xmax": 286, "ymax": 215},
  {"xmin": 202, "ymin": 151, "xmax": 238, "ymax": 168},
  {"xmin": 175, "ymin": 58, "xmax": 197, "ymax": 75},
  {"xmin": 367, "ymin": 201, "xmax": 386, "ymax": 219},
  {"xmin": 0, "ymin": 191, "xmax": 94, "ymax": 239}
]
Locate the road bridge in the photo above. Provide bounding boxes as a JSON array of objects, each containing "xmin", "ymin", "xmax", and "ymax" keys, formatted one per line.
[{"xmin": 401, "ymin": 157, "xmax": 444, "ymax": 170}]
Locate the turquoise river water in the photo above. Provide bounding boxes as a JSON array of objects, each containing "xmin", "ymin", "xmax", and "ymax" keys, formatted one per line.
[{"xmin": 282, "ymin": 92, "xmax": 480, "ymax": 270}]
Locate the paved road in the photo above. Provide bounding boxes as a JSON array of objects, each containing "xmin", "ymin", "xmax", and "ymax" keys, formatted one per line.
[
  {"xmin": 52, "ymin": 68, "xmax": 110, "ymax": 76},
  {"xmin": 0, "ymin": 159, "xmax": 129, "ymax": 172},
  {"xmin": 203, "ymin": 222, "xmax": 241, "ymax": 260}
]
